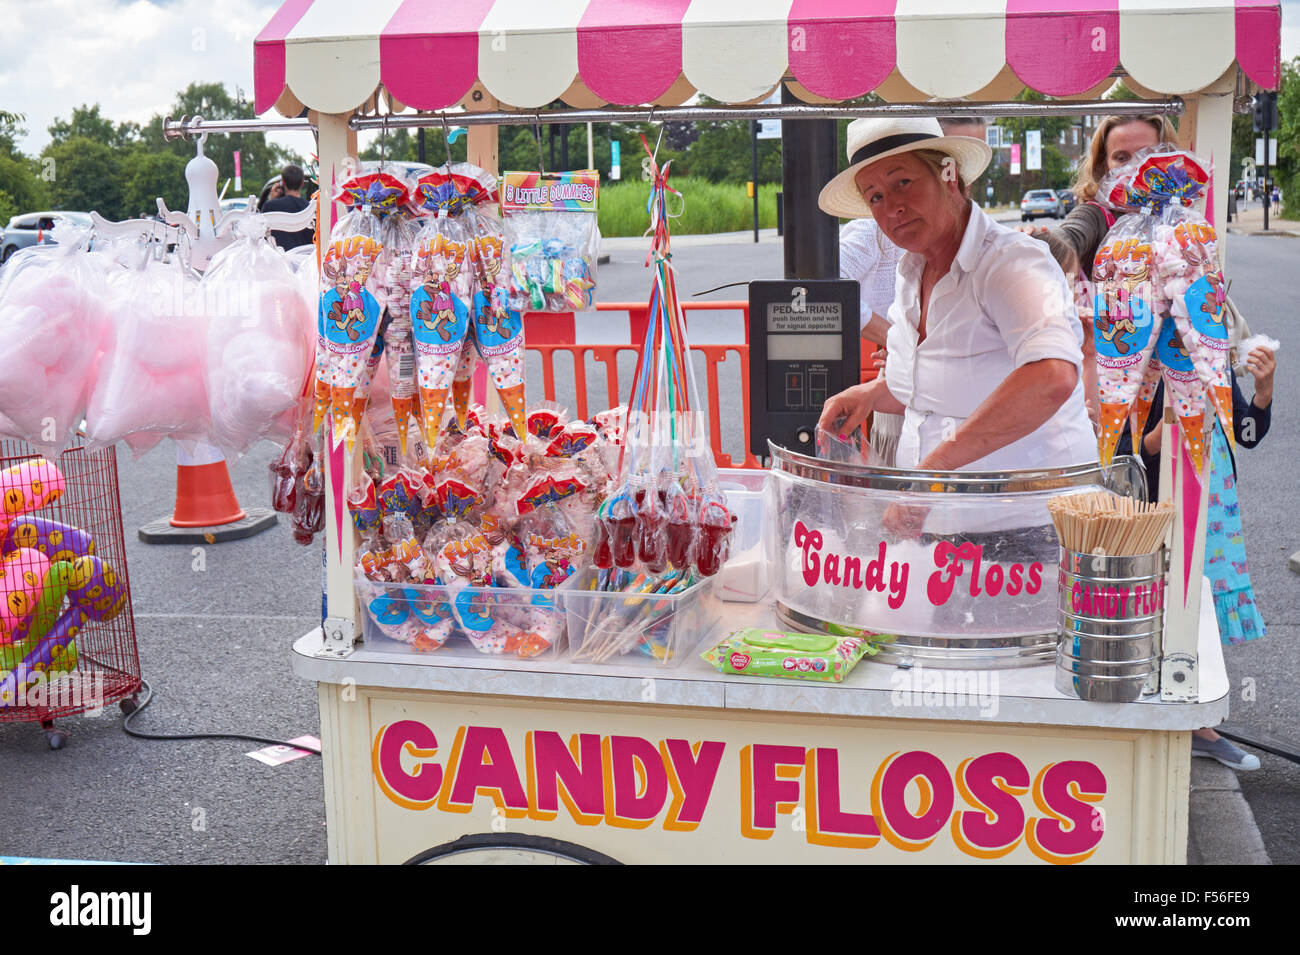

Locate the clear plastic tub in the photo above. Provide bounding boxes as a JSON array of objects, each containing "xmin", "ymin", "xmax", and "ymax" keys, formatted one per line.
[
  {"xmin": 355, "ymin": 576, "xmax": 567, "ymax": 660},
  {"xmin": 560, "ymin": 568, "xmax": 721, "ymax": 667},
  {"xmin": 768, "ymin": 445, "xmax": 1148, "ymax": 668},
  {"xmin": 716, "ymin": 468, "xmax": 771, "ymax": 603}
]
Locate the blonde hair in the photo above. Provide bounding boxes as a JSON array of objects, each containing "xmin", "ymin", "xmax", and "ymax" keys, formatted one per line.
[
  {"xmin": 912, "ymin": 148, "xmax": 970, "ymax": 199},
  {"xmin": 1073, "ymin": 114, "xmax": 1178, "ymax": 202}
]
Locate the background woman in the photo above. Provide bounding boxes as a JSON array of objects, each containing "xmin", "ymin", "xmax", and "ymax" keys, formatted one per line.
[{"xmin": 1054, "ymin": 113, "xmax": 1177, "ymax": 274}]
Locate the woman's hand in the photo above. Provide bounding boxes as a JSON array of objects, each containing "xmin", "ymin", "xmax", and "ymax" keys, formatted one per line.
[
  {"xmin": 1245, "ymin": 346, "xmax": 1275, "ymax": 408},
  {"xmin": 882, "ymin": 500, "xmax": 929, "ymax": 540},
  {"xmin": 818, "ymin": 378, "xmax": 899, "ymax": 437},
  {"xmin": 872, "ymin": 343, "xmax": 888, "ymax": 372}
]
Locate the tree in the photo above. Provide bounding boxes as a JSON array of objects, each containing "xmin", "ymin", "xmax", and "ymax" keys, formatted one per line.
[
  {"xmin": 141, "ymin": 83, "xmax": 304, "ymax": 198},
  {"xmin": 992, "ymin": 90, "xmax": 1078, "ymax": 201},
  {"xmin": 1274, "ymin": 56, "xmax": 1299, "ymax": 217},
  {"xmin": 42, "ymin": 137, "xmax": 123, "ymax": 219},
  {"xmin": 121, "ymin": 150, "xmax": 189, "ymax": 218},
  {"xmin": 48, "ymin": 104, "xmax": 139, "ymax": 149}
]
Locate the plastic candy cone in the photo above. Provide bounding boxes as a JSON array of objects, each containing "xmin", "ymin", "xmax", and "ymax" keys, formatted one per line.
[
  {"xmin": 418, "ymin": 386, "xmax": 449, "ymax": 449},
  {"xmin": 1097, "ymin": 401, "xmax": 1129, "ymax": 467},
  {"xmin": 1211, "ymin": 384, "xmax": 1234, "ymax": 450},
  {"xmin": 392, "ymin": 395, "xmax": 416, "ymax": 456},
  {"xmin": 331, "ymin": 384, "xmax": 358, "ymax": 451},
  {"xmin": 312, "ymin": 374, "xmax": 331, "ymax": 434},
  {"xmin": 451, "ymin": 376, "xmax": 473, "ymax": 433},
  {"xmin": 1177, "ymin": 411, "xmax": 1206, "ymax": 475},
  {"xmin": 495, "ymin": 382, "xmax": 528, "ymax": 442}
]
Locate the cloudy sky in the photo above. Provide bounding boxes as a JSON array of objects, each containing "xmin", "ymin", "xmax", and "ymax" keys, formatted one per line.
[{"xmin": 2, "ymin": 0, "xmax": 1297, "ymax": 162}]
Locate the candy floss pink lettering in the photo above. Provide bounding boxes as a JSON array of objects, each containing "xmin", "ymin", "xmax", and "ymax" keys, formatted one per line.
[{"xmin": 792, "ymin": 521, "xmax": 910, "ymax": 609}]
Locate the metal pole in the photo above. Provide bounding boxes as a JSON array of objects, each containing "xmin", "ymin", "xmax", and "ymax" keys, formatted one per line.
[
  {"xmin": 587, "ymin": 121, "xmax": 595, "ymax": 168},
  {"xmin": 780, "ymin": 84, "xmax": 838, "ymax": 280},
  {"xmin": 751, "ymin": 119, "xmax": 760, "ymax": 243},
  {"xmin": 417, "ymin": 127, "xmax": 426, "ymax": 164},
  {"xmin": 162, "ymin": 99, "xmax": 1184, "ymax": 141},
  {"xmin": 1263, "ymin": 118, "xmax": 1271, "ymax": 232}
]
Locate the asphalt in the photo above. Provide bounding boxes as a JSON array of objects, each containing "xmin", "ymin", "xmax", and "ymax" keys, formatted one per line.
[{"xmin": 0, "ymin": 226, "xmax": 1292, "ymax": 866}]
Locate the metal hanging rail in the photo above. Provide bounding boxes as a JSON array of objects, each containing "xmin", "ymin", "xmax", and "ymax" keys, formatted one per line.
[{"xmin": 162, "ymin": 98, "xmax": 1183, "ymax": 141}]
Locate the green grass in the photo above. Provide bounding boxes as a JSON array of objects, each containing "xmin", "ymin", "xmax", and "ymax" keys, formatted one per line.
[{"xmin": 598, "ymin": 177, "xmax": 780, "ymax": 237}]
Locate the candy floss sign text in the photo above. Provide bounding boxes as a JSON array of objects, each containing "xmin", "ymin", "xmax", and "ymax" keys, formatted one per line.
[
  {"xmin": 793, "ymin": 520, "xmax": 1044, "ymax": 607},
  {"xmin": 372, "ymin": 720, "xmax": 1107, "ymax": 863}
]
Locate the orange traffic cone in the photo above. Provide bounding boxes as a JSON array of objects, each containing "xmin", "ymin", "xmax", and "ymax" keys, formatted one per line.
[
  {"xmin": 138, "ymin": 443, "xmax": 277, "ymax": 544},
  {"xmin": 169, "ymin": 461, "xmax": 245, "ymax": 526}
]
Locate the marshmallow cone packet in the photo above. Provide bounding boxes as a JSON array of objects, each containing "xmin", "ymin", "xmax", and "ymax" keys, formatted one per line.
[
  {"xmin": 319, "ymin": 173, "xmax": 409, "ymax": 452},
  {"xmin": 1156, "ymin": 319, "xmax": 1208, "ymax": 472},
  {"xmin": 467, "ymin": 207, "xmax": 528, "ymax": 441},
  {"xmin": 410, "ymin": 216, "xmax": 474, "ymax": 451},
  {"xmin": 1156, "ymin": 204, "xmax": 1233, "ymax": 449},
  {"xmin": 1091, "ymin": 211, "xmax": 1160, "ymax": 466}
]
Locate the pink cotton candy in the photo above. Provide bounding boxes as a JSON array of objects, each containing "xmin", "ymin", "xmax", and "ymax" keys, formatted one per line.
[
  {"xmin": 203, "ymin": 229, "xmax": 313, "ymax": 460},
  {"xmin": 85, "ymin": 258, "xmax": 209, "ymax": 450}
]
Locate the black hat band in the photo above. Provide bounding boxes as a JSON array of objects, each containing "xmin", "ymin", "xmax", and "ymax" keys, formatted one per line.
[{"xmin": 849, "ymin": 132, "xmax": 940, "ymax": 169}]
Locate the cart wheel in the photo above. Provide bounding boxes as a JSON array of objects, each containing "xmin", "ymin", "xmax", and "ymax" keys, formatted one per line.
[
  {"xmin": 403, "ymin": 833, "xmax": 621, "ymax": 865},
  {"xmin": 43, "ymin": 726, "xmax": 67, "ymax": 750},
  {"xmin": 119, "ymin": 696, "xmax": 139, "ymax": 716}
]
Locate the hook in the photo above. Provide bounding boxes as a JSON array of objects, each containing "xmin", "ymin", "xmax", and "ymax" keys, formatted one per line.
[
  {"xmin": 440, "ymin": 113, "xmax": 454, "ymax": 169},
  {"xmin": 190, "ymin": 114, "xmax": 209, "ymax": 156}
]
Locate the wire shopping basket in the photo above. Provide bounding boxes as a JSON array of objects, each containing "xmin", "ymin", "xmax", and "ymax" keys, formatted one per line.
[{"xmin": 0, "ymin": 435, "xmax": 141, "ymax": 746}]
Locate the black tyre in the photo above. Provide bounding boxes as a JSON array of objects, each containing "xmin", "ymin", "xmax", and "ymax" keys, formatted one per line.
[
  {"xmin": 1, "ymin": 246, "xmax": 14, "ymax": 264},
  {"xmin": 403, "ymin": 833, "xmax": 622, "ymax": 865}
]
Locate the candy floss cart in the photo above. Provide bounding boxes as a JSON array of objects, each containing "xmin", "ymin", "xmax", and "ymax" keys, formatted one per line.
[{"xmin": 244, "ymin": 1, "xmax": 1282, "ymax": 863}]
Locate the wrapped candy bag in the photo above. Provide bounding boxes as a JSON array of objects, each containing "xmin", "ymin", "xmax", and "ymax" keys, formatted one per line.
[
  {"xmin": 201, "ymin": 215, "xmax": 313, "ymax": 459},
  {"xmin": 319, "ymin": 172, "xmax": 407, "ymax": 451},
  {"xmin": 501, "ymin": 170, "xmax": 599, "ymax": 312},
  {"xmin": 0, "ymin": 223, "xmax": 108, "ymax": 454},
  {"xmin": 85, "ymin": 243, "xmax": 208, "ymax": 453}
]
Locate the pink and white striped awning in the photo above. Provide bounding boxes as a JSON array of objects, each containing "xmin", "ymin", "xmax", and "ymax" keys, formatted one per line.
[{"xmin": 254, "ymin": 0, "xmax": 1281, "ymax": 117}]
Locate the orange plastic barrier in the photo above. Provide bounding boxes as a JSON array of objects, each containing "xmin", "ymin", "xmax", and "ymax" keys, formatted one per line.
[{"xmin": 522, "ymin": 302, "xmax": 763, "ymax": 469}]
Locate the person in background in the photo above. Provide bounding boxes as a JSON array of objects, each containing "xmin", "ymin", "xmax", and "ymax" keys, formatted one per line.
[
  {"xmin": 1053, "ymin": 113, "xmax": 1177, "ymax": 274},
  {"xmin": 839, "ymin": 115, "xmax": 987, "ymax": 465},
  {"xmin": 1116, "ymin": 341, "xmax": 1276, "ymax": 771},
  {"xmin": 1271, "ymin": 184, "xmax": 1281, "ymax": 216},
  {"xmin": 261, "ymin": 164, "xmax": 315, "ymax": 251}
]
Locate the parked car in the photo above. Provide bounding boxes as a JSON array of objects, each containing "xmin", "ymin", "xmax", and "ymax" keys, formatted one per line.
[
  {"xmin": 1020, "ymin": 189, "xmax": 1063, "ymax": 221},
  {"xmin": 0, "ymin": 211, "xmax": 92, "ymax": 262},
  {"xmin": 1056, "ymin": 189, "xmax": 1077, "ymax": 214}
]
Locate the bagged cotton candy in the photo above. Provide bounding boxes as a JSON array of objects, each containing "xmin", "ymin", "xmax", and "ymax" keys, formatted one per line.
[
  {"xmin": 85, "ymin": 249, "xmax": 209, "ymax": 451},
  {"xmin": 201, "ymin": 215, "xmax": 313, "ymax": 459},
  {"xmin": 0, "ymin": 225, "xmax": 109, "ymax": 454}
]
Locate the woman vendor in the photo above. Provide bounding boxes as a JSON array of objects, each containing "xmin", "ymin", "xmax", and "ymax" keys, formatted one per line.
[{"xmin": 817, "ymin": 118, "xmax": 1097, "ymax": 491}]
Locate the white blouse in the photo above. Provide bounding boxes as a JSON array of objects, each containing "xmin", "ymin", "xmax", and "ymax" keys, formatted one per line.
[
  {"xmin": 840, "ymin": 218, "xmax": 905, "ymax": 326},
  {"xmin": 884, "ymin": 202, "xmax": 1098, "ymax": 472}
]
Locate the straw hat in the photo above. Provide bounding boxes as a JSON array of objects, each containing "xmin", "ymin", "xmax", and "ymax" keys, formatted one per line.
[{"xmin": 817, "ymin": 117, "xmax": 992, "ymax": 220}]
